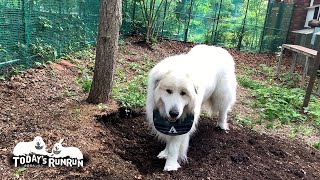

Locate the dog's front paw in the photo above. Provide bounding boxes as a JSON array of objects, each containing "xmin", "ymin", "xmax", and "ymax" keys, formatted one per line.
[
  {"xmin": 157, "ymin": 150, "xmax": 168, "ymax": 159},
  {"xmin": 163, "ymin": 162, "xmax": 181, "ymax": 171},
  {"xmin": 217, "ymin": 122, "xmax": 230, "ymax": 131}
]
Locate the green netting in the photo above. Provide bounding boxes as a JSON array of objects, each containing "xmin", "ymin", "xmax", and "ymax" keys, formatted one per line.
[
  {"xmin": 0, "ymin": 0, "xmax": 295, "ymax": 68},
  {"xmin": 0, "ymin": 0, "xmax": 100, "ymax": 68}
]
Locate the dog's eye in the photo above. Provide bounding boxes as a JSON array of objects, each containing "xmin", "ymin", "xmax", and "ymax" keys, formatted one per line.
[
  {"xmin": 166, "ymin": 89, "xmax": 172, "ymax": 94},
  {"xmin": 180, "ymin": 91, "xmax": 186, "ymax": 96}
]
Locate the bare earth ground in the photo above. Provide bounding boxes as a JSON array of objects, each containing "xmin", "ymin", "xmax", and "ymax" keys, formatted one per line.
[{"xmin": 1, "ymin": 37, "xmax": 320, "ymax": 179}]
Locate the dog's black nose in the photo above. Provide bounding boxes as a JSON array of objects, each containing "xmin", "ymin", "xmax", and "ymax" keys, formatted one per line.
[{"xmin": 169, "ymin": 110, "xmax": 179, "ymax": 118}]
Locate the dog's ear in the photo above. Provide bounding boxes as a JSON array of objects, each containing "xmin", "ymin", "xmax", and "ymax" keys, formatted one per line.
[
  {"xmin": 193, "ymin": 84, "xmax": 198, "ymax": 95},
  {"xmin": 153, "ymin": 71, "xmax": 170, "ymax": 90},
  {"xmin": 154, "ymin": 79, "xmax": 160, "ymax": 90}
]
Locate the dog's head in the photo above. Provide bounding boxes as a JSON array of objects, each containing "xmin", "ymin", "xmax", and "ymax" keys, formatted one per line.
[
  {"xmin": 52, "ymin": 139, "xmax": 64, "ymax": 155},
  {"xmin": 33, "ymin": 136, "xmax": 46, "ymax": 150},
  {"xmin": 153, "ymin": 71, "xmax": 198, "ymax": 122}
]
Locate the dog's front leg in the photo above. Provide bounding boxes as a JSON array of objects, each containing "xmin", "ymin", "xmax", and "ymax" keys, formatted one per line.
[{"xmin": 163, "ymin": 137, "xmax": 181, "ymax": 171}]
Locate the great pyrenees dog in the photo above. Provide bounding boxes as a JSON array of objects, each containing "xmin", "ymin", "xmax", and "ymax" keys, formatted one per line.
[{"xmin": 146, "ymin": 44, "xmax": 237, "ymax": 171}]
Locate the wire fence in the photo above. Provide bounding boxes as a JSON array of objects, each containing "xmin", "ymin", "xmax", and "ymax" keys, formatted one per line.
[{"xmin": 0, "ymin": 0, "xmax": 294, "ymax": 69}]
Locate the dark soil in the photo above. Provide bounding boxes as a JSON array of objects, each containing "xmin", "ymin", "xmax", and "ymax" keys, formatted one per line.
[
  {"xmin": 99, "ymin": 110, "xmax": 320, "ymax": 180},
  {"xmin": 0, "ymin": 37, "xmax": 319, "ymax": 179}
]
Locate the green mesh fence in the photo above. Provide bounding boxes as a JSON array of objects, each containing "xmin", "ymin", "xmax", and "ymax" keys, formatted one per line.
[
  {"xmin": 0, "ymin": 0, "xmax": 294, "ymax": 69},
  {"xmin": 0, "ymin": 0, "xmax": 100, "ymax": 68}
]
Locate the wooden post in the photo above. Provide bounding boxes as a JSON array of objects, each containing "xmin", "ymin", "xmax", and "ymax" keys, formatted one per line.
[
  {"xmin": 301, "ymin": 56, "xmax": 309, "ymax": 89},
  {"xmin": 290, "ymin": 52, "xmax": 297, "ymax": 74},
  {"xmin": 302, "ymin": 49, "xmax": 320, "ymax": 109},
  {"xmin": 276, "ymin": 46, "xmax": 284, "ymax": 76}
]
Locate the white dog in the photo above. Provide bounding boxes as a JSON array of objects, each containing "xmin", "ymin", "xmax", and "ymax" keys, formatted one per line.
[
  {"xmin": 49, "ymin": 139, "xmax": 83, "ymax": 159},
  {"xmin": 146, "ymin": 44, "xmax": 237, "ymax": 171},
  {"xmin": 13, "ymin": 136, "xmax": 49, "ymax": 156}
]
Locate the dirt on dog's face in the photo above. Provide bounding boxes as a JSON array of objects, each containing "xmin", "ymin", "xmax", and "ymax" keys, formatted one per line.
[{"xmin": 154, "ymin": 72, "xmax": 197, "ymax": 122}]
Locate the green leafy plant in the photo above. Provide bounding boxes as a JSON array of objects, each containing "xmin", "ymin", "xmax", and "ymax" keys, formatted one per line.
[
  {"xmin": 11, "ymin": 65, "xmax": 25, "ymax": 76},
  {"xmin": 289, "ymin": 127, "xmax": 299, "ymax": 139},
  {"xmin": 304, "ymin": 101, "xmax": 320, "ymax": 128},
  {"xmin": 266, "ymin": 122, "xmax": 274, "ymax": 129},
  {"xmin": 253, "ymin": 86, "xmax": 306, "ymax": 124},
  {"xmin": 30, "ymin": 39, "xmax": 56, "ymax": 61},
  {"xmin": 239, "ymin": 63, "xmax": 320, "ymax": 132},
  {"xmin": 239, "ymin": 73, "xmax": 307, "ymax": 125},
  {"xmin": 14, "ymin": 167, "xmax": 26, "ymax": 179},
  {"xmin": 72, "ymin": 47, "xmax": 95, "ymax": 61},
  {"xmin": 259, "ymin": 64, "xmax": 275, "ymax": 83},
  {"xmin": 237, "ymin": 75, "xmax": 263, "ymax": 90},
  {"xmin": 235, "ymin": 115, "xmax": 254, "ymax": 128},
  {"xmin": 62, "ymin": 90, "xmax": 76, "ymax": 97},
  {"xmin": 34, "ymin": 60, "xmax": 52, "ymax": 68},
  {"xmin": 113, "ymin": 74, "xmax": 148, "ymax": 109},
  {"xmin": 38, "ymin": 16, "xmax": 53, "ymax": 30},
  {"xmin": 276, "ymin": 69, "xmax": 303, "ymax": 89},
  {"xmin": 74, "ymin": 62, "xmax": 92, "ymax": 93},
  {"xmin": 313, "ymin": 141, "xmax": 320, "ymax": 150},
  {"xmin": 112, "ymin": 55, "xmax": 156, "ymax": 110},
  {"xmin": 75, "ymin": 75, "xmax": 92, "ymax": 93},
  {"xmin": 73, "ymin": 108, "xmax": 81, "ymax": 116}
]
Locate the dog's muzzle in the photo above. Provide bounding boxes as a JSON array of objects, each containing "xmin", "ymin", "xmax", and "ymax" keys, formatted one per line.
[
  {"xmin": 53, "ymin": 150, "xmax": 61, "ymax": 155},
  {"xmin": 35, "ymin": 145, "xmax": 44, "ymax": 150},
  {"xmin": 153, "ymin": 109, "xmax": 194, "ymax": 136}
]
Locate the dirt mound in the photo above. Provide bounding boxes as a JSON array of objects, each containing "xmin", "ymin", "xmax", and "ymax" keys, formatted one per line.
[{"xmin": 99, "ymin": 111, "xmax": 320, "ymax": 179}]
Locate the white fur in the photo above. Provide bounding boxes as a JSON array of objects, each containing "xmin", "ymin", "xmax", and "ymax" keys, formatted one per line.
[
  {"xmin": 50, "ymin": 139, "xmax": 83, "ymax": 159},
  {"xmin": 146, "ymin": 44, "xmax": 237, "ymax": 171},
  {"xmin": 13, "ymin": 136, "xmax": 48, "ymax": 156}
]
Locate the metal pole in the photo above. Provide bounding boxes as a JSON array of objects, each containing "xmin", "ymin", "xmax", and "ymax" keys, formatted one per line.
[
  {"xmin": 184, "ymin": 0, "xmax": 194, "ymax": 43},
  {"xmin": 259, "ymin": 0, "xmax": 271, "ymax": 53},
  {"xmin": 132, "ymin": 0, "xmax": 136, "ymax": 34},
  {"xmin": 213, "ymin": 0, "xmax": 223, "ymax": 44},
  {"xmin": 237, "ymin": 0, "xmax": 250, "ymax": 51},
  {"xmin": 22, "ymin": 0, "xmax": 30, "ymax": 66},
  {"xmin": 161, "ymin": 0, "xmax": 168, "ymax": 37}
]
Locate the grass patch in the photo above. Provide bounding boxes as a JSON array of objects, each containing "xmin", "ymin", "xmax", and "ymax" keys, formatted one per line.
[
  {"xmin": 238, "ymin": 65, "xmax": 320, "ymax": 128},
  {"xmin": 112, "ymin": 57, "xmax": 155, "ymax": 109},
  {"xmin": 235, "ymin": 115, "xmax": 254, "ymax": 129},
  {"xmin": 113, "ymin": 74, "xmax": 148, "ymax": 109}
]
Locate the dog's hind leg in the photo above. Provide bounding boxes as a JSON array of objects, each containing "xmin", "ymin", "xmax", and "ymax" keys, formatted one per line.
[{"xmin": 217, "ymin": 108, "xmax": 230, "ymax": 131}]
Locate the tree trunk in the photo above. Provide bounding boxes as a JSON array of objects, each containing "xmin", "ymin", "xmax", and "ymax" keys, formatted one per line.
[{"xmin": 87, "ymin": 0, "xmax": 122, "ymax": 104}]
